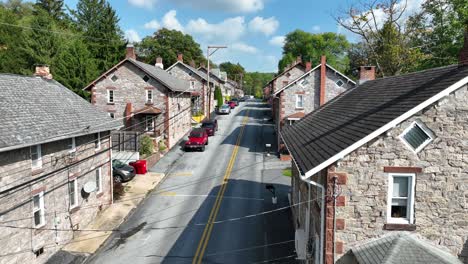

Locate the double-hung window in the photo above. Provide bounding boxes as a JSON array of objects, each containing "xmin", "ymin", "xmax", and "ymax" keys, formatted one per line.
[
  {"xmin": 296, "ymin": 94, "xmax": 304, "ymax": 109},
  {"xmin": 146, "ymin": 90, "xmax": 153, "ymax": 104},
  {"xmin": 96, "ymin": 168, "xmax": 102, "ymax": 193},
  {"xmin": 69, "ymin": 179, "xmax": 78, "ymax": 209},
  {"xmin": 33, "ymin": 192, "xmax": 45, "ymax": 228},
  {"xmin": 146, "ymin": 116, "xmax": 154, "ymax": 131},
  {"xmin": 107, "ymin": 90, "xmax": 114, "ymax": 104},
  {"xmin": 387, "ymin": 173, "xmax": 415, "ymax": 224},
  {"xmin": 31, "ymin": 145, "xmax": 42, "ymax": 169}
]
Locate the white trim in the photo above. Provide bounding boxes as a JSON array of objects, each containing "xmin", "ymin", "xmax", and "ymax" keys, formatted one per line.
[
  {"xmin": 386, "ymin": 173, "xmax": 415, "ymax": 224},
  {"xmin": 399, "ymin": 120, "xmax": 434, "ymax": 153},
  {"xmin": 95, "ymin": 132, "xmax": 101, "ymax": 150},
  {"xmin": 96, "ymin": 167, "xmax": 103, "ymax": 194},
  {"xmin": 68, "ymin": 137, "xmax": 76, "ymax": 153},
  {"xmin": 145, "ymin": 116, "xmax": 154, "ymax": 131},
  {"xmin": 69, "ymin": 179, "xmax": 78, "ymax": 209},
  {"xmin": 287, "ymin": 117, "xmax": 301, "ymax": 121},
  {"xmin": 32, "ymin": 191, "xmax": 45, "ymax": 228},
  {"xmin": 300, "ymin": 76, "xmax": 468, "ymax": 179},
  {"xmin": 146, "ymin": 89, "xmax": 153, "ymax": 104},
  {"xmin": 296, "ymin": 94, "xmax": 304, "ymax": 109},
  {"xmin": 31, "ymin": 145, "xmax": 42, "ymax": 169}
]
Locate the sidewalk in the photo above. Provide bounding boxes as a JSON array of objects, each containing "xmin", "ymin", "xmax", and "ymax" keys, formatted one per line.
[{"xmin": 61, "ymin": 172, "xmax": 165, "ymax": 254}]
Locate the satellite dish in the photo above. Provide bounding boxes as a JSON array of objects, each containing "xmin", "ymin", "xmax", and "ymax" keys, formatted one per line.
[{"xmin": 83, "ymin": 181, "xmax": 97, "ymax": 193}]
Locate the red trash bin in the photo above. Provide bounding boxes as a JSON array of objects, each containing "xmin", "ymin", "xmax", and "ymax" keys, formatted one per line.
[
  {"xmin": 136, "ymin": 160, "xmax": 147, "ymax": 174},
  {"xmin": 129, "ymin": 161, "xmax": 138, "ymax": 173}
]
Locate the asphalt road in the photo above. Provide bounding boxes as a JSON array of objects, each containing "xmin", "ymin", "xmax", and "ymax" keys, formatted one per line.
[{"xmin": 86, "ymin": 101, "xmax": 296, "ymax": 264}]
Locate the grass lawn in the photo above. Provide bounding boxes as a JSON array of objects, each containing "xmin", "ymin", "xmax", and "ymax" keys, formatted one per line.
[{"xmin": 282, "ymin": 168, "xmax": 292, "ymax": 177}]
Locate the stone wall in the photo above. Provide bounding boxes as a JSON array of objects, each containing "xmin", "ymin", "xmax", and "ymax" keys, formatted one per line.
[
  {"xmin": 272, "ymin": 66, "xmax": 305, "ymax": 94},
  {"xmin": 167, "ymin": 92, "xmax": 191, "ymax": 148},
  {"xmin": 331, "ymin": 85, "xmax": 468, "ymax": 261},
  {"xmin": 0, "ymin": 132, "xmax": 112, "ymax": 264}
]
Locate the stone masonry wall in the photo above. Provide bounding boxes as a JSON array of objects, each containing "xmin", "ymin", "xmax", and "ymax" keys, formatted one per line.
[
  {"xmin": 333, "ymin": 84, "xmax": 468, "ymax": 262},
  {"xmin": 0, "ymin": 132, "xmax": 112, "ymax": 264},
  {"xmin": 273, "ymin": 66, "xmax": 305, "ymax": 94},
  {"xmin": 167, "ymin": 92, "xmax": 191, "ymax": 149}
]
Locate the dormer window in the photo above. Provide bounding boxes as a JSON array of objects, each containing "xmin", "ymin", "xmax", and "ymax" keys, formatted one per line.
[
  {"xmin": 399, "ymin": 121, "xmax": 434, "ymax": 153},
  {"xmin": 143, "ymin": 75, "xmax": 150, "ymax": 82},
  {"xmin": 336, "ymin": 80, "xmax": 344, "ymax": 87}
]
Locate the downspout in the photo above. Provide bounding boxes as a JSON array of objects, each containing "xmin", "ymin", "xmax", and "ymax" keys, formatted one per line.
[{"xmin": 281, "ymin": 132, "xmax": 324, "ymax": 264}]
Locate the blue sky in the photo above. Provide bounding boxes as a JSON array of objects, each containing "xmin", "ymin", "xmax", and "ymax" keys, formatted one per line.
[{"xmin": 64, "ymin": 0, "xmax": 421, "ymax": 73}]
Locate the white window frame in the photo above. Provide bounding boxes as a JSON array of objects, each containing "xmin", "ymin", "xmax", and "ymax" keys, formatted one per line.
[
  {"xmin": 296, "ymin": 94, "xmax": 304, "ymax": 109},
  {"xmin": 107, "ymin": 90, "xmax": 114, "ymax": 103},
  {"xmin": 31, "ymin": 145, "xmax": 42, "ymax": 169},
  {"xmin": 190, "ymin": 81, "xmax": 195, "ymax": 89},
  {"xmin": 146, "ymin": 90, "xmax": 153, "ymax": 104},
  {"xmin": 96, "ymin": 168, "xmax": 102, "ymax": 194},
  {"xmin": 386, "ymin": 173, "xmax": 415, "ymax": 224},
  {"xmin": 288, "ymin": 118, "xmax": 300, "ymax": 126},
  {"xmin": 108, "ymin": 113, "xmax": 115, "ymax": 118},
  {"xmin": 146, "ymin": 116, "xmax": 154, "ymax": 131},
  {"xmin": 95, "ymin": 133, "xmax": 101, "ymax": 150},
  {"xmin": 68, "ymin": 137, "xmax": 76, "ymax": 153},
  {"xmin": 399, "ymin": 121, "xmax": 434, "ymax": 153},
  {"xmin": 69, "ymin": 179, "xmax": 78, "ymax": 209},
  {"xmin": 32, "ymin": 191, "xmax": 45, "ymax": 228}
]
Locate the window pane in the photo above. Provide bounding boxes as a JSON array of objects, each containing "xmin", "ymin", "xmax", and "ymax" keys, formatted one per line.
[
  {"xmin": 391, "ymin": 198, "xmax": 408, "ymax": 218},
  {"xmin": 393, "ymin": 177, "xmax": 409, "ymax": 197},
  {"xmin": 33, "ymin": 195, "xmax": 40, "ymax": 209},
  {"xmin": 34, "ymin": 211, "xmax": 41, "ymax": 226},
  {"xmin": 403, "ymin": 124, "xmax": 430, "ymax": 150}
]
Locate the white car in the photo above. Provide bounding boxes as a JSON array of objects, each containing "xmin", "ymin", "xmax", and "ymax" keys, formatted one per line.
[{"xmin": 218, "ymin": 104, "xmax": 231, "ymax": 114}]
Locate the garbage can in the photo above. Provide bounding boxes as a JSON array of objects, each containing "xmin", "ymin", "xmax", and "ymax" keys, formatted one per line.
[
  {"xmin": 136, "ymin": 160, "xmax": 147, "ymax": 174},
  {"xmin": 129, "ymin": 161, "xmax": 139, "ymax": 174}
]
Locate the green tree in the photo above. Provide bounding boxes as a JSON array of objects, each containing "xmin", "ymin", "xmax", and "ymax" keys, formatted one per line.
[
  {"xmin": 215, "ymin": 86, "xmax": 223, "ymax": 107},
  {"xmin": 278, "ymin": 30, "xmax": 350, "ymax": 73},
  {"xmin": 0, "ymin": 4, "xmax": 29, "ymax": 73},
  {"xmin": 137, "ymin": 28, "xmax": 205, "ymax": 68},
  {"xmin": 35, "ymin": 0, "xmax": 65, "ymax": 20},
  {"xmin": 219, "ymin": 62, "xmax": 245, "ymax": 80}
]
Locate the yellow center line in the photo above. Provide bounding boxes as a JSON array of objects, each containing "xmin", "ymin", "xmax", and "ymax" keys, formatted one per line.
[{"xmin": 192, "ymin": 112, "xmax": 250, "ymax": 264}]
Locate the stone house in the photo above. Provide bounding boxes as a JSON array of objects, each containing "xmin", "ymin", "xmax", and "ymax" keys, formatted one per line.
[
  {"xmin": 84, "ymin": 46, "xmax": 192, "ymax": 150},
  {"xmin": 166, "ymin": 55, "xmax": 215, "ymax": 118},
  {"xmin": 272, "ymin": 56, "xmax": 355, "ymax": 154},
  {"xmin": 0, "ymin": 70, "xmax": 119, "ymax": 264},
  {"xmin": 281, "ymin": 40, "xmax": 468, "ymax": 264}
]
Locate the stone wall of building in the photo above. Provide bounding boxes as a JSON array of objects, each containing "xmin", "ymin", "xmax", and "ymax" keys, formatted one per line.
[
  {"xmin": 332, "ymin": 84, "xmax": 468, "ymax": 262},
  {"xmin": 167, "ymin": 92, "xmax": 191, "ymax": 148},
  {"xmin": 0, "ymin": 132, "xmax": 112, "ymax": 264},
  {"xmin": 272, "ymin": 66, "xmax": 306, "ymax": 94}
]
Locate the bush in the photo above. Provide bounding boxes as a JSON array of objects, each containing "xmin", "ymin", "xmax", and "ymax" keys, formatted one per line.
[
  {"xmin": 282, "ymin": 168, "xmax": 292, "ymax": 177},
  {"xmin": 215, "ymin": 86, "xmax": 223, "ymax": 107},
  {"xmin": 139, "ymin": 135, "xmax": 154, "ymax": 156},
  {"xmin": 158, "ymin": 140, "xmax": 167, "ymax": 152}
]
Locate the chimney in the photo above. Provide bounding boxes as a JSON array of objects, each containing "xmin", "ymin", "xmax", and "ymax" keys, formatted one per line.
[
  {"xmin": 319, "ymin": 55, "xmax": 326, "ymax": 106},
  {"xmin": 359, "ymin": 66, "xmax": 376, "ymax": 84},
  {"xmin": 296, "ymin": 56, "xmax": 302, "ymax": 64},
  {"xmin": 306, "ymin": 61, "xmax": 312, "ymax": 72},
  {"xmin": 125, "ymin": 103, "xmax": 133, "ymax": 126},
  {"xmin": 459, "ymin": 29, "xmax": 468, "ymax": 66},
  {"xmin": 177, "ymin": 53, "xmax": 183, "ymax": 62},
  {"xmin": 34, "ymin": 65, "xmax": 53, "ymax": 79},
  {"xmin": 155, "ymin": 57, "xmax": 164, "ymax": 69},
  {"xmin": 126, "ymin": 44, "xmax": 136, "ymax": 60}
]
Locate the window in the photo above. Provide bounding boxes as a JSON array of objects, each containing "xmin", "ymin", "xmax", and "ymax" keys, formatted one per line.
[
  {"xmin": 190, "ymin": 81, "xmax": 195, "ymax": 89},
  {"xmin": 296, "ymin": 94, "xmax": 304, "ymax": 108},
  {"xmin": 387, "ymin": 173, "xmax": 415, "ymax": 224},
  {"xmin": 146, "ymin": 90, "xmax": 153, "ymax": 104},
  {"xmin": 288, "ymin": 119, "xmax": 299, "ymax": 126},
  {"xmin": 108, "ymin": 113, "xmax": 115, "ymax": 119},
  {"xmin": 33, "ymin": 192, "xmax": 45, "ymax": 228},
  {"xmin": 335, "ymin": 80, "xmax": 344, "ymax": 87},
  {"xmin": 111, "ymin": 75, "xmax": 118, "ymax": 82},
  {"xmin": 96, "ymin": 168, "xmax": 102, "ymax": 193},
  {"xmin": 31, "ymin": 145, "xmax": 42, "ymax": 169},
  {"xmin": 146, "ymin": 116, "xmax": 154, "ymax": 131},
  {"xmin": 94, "ymin": 133, "xmax": 101, "ymax": 150},
  {"xmin": 143, "ymin": 75, "xmax": 150, "ymax": 82},
  {"xmin": 107, "ymin": 90, "xmax": 114, "ymax": 103},
  {"xmin": 69, "ymin": 179, "xmax": 78, "ymax": 209},
  {"xmin": 399, "ymin": 121, "xmax": 434, "ymax": 153},
  {"xmin": 300, "ymin": 79, "xmax": 309, "ymax": 87},
  {"xmin": 68, "ymin": 137, "xmax": 76, "ymax": 153}
]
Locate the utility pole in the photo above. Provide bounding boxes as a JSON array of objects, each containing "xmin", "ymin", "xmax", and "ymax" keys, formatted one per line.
[{"xmin": 206, "ymin": 45, "xmax": 227, "ymax": 119}]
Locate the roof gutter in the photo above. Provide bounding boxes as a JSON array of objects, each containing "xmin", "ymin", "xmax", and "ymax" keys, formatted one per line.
[{"xmin": 280, "ymin": 131, "xmax": 324, "ymax": 264}]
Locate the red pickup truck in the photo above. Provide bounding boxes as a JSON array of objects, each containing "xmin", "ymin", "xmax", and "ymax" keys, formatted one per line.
[{"xmin": 185, "ymin": 128, "xmax": 209, "ymax": 151}]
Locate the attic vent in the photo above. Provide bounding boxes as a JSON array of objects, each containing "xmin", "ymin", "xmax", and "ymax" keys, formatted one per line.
[
  {"xmin": 300, "ymin": 79, "xmax": 309, "ymax": 86},
  {"xmin": 189, "ymin": 72, "xmax": 193, "ymax": 76},
  {"xmin": 34, "ymin": 247, "xmax": 44, "ymax": 257},
  {"xmin": 143, "ymin": 75, "xmax": 150, "ymax": 82},
  {"xmin": 400, "ymin": 121, "xmax": 434, "ymax": 153},
  {"xmin": 336, "ymin": 80, "xmax": 344, "ymax": 87},
  {"xmin": 111, "ymin": 75, "xmax": 118, "ymax": 82}
]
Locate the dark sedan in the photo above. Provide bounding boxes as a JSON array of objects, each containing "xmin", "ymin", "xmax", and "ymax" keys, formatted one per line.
[
  {"xmin": 112, "ymin": 160, "xmax": 136, "ymax": 183},
  {"xmin": 201, "ymin": 119, "xmax": 218, "ymax": 136}
]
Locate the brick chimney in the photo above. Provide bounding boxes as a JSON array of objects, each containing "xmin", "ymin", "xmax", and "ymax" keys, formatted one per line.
[
  {"xmin": 126, "ymin": 44, "xmax": 136, "ymax": 59},
  {"xmin": 459, "ymin": 29, "xmax": 468, "ymax": 66},
  {"xmin": 296, "ymin": 56, "xmax": 302, "ymax": 64},
  {"xmin": 155, "ymin": 57, "xmax": 163, "ymax": 69},
  {"xmin": 306, "ymin": 61, "xmax": 312, "ymax": 72},
  {"xmin": 359, "ymin": 66, "xmax": 376, "ymax": 84},
  {"xmin": 319, "ymin": 55, "xmax": 326, "ymax": 106},
  {"xmin": 177, "ymin": 53, "xmax": 183, "ymax": 62},
  {"xmin": 34, "ymin": 65, "xmax": 53, "ymax": 79},
  {"xmin": 125, "ymin": 103, "xmax": 133, "ymax": 126}
]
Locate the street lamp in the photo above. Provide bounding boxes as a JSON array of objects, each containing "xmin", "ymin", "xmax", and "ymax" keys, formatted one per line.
[{"xmin": 207, "ymin": 45, "xmax": 227, "ymax": 119}]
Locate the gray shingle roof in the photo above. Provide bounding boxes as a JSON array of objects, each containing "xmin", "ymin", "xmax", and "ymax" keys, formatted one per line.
[
  {"xmin": 282, "ymin": 64, "xmax": 468, "ymax": 175},
  {"xmin": 352, "ymin": 233, "xmax": 462, "ymax": 264},
  {"xmin": 129, "ymin": 59, "xmax": 189, "ymax": 92},
  {"xmin": 0, "ymin": 74, "xmax": 121, "ymax": 152},
  {"xmin": 166, "ymin": 61, "xmax": 211, "ymax": 83}
]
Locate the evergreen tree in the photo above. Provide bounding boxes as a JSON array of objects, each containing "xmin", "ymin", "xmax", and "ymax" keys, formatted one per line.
[{"xmin": 35, "ymin": 0, "xmax": 64, "ymax": 20}]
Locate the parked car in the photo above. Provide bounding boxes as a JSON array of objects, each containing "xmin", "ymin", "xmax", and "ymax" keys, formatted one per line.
[
  {"xmin": 218, "ymin": 104, "xmax": 231, "ymax": 114},
  {"xmin": 231, "ymin": 98, "xmax": 239, "ymax": 106},
  {"xmin": 112, "ymin": 159, "xmax": 136, "ymax": 183},
  {"xmin": 201, "ymin": 119, "xmax": 218, "ymax": 136},
  {"xmin": 185, "ymin": 128, "xmax": 209, "ymax": 151},
  {"xmin": 228, "ymin": 101, "xmax": 236, "ymax": 109}
]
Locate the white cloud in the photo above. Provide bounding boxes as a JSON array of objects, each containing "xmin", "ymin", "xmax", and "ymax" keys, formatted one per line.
[
  {"xmin": 144, "ymin": 20, "xmax": 161, "ymax": 30},
  {"xmin": 162, "ymin": 10, "xmax": 184, "ymax": 31},
  {"xmin": 125, "ymin": 29, "xmax": 141, "ymax": 43},
  {"xmin": 231, "ymin": 42, "xmax": 258, "ymax": 54},
  {"xmin": 248, "ymin": 16, "xmax": 279, "ymax": 36},
  {"xmin": 128, "ymin": 0, "xmax": 157, "ymax": 9},
  {"xmin": 169, "ymin": 0, "xmax": 265, "ymax": 13},
  {"xmin": 186, "ymin": 16, "xmax": 246, "ymax": 42},
  {"xmin": 312, "ymin": 25, "xmax": 320, "ymax": 32},
  {"xmin": 269, "ymin": 36, "xmax": 285, "ymax": 47}
]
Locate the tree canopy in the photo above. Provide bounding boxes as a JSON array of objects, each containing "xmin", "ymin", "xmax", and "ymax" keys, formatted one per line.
[{"xmin": 219, "ymin": 62, "xmax": 245, "ymax": 80}]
